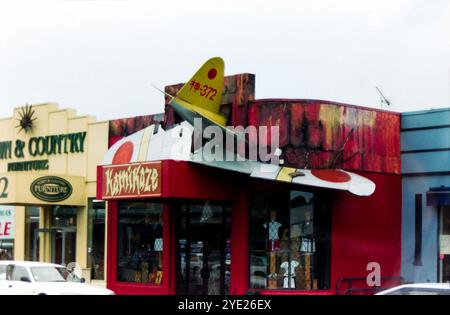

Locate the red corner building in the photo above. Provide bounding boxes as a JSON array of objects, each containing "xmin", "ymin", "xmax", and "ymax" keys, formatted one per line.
[{"xmin": 97, "ymin": 73, "xmax": 401, "ymax": 295}]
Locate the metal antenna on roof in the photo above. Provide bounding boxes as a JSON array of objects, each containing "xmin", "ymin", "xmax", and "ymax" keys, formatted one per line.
[{"xmin": 375, "ymin": 86, "xmax": 391, "ymax": 110}]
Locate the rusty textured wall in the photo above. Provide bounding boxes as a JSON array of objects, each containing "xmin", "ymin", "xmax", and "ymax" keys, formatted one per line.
[
  {"xmin": 108, "ymin": 113, "xmax": 164, "ymax": 146},
  {"xmin": 248, "ymin": 100, "xmax": 401, "ymax": 174}
]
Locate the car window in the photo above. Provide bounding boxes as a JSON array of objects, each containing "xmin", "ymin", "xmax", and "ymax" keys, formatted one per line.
[
  {"xmin": 0, "ymin": 265, "xmax": 6, "ymax": 280},
  {"xmin": 30, "ymin": 266, "xmax": 81, "ymax": 282},
  {"xmin": 11, "ymin": 265, "xmax": 30, "ymax": 281}
]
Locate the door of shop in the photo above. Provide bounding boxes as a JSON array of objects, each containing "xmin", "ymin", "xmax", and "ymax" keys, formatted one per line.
[
  {"xmin": 40, "ymin": 227, "xmax": 76, "ymax": 265},
  {"xmin": 52, "ymin": 227, "xmax": 76, "ymax": 265},
  {"xmin": 439, "ymin": 207, "xmax": 450, "ymax": 283},
  {"xmin": 176, "ymin": 202, "xmax": 231, "ymax": 295}
]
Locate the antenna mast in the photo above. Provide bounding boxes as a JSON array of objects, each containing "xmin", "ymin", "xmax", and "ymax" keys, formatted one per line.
[{"xmin": 375, "ymin": 86, "xmax": 391, "ymax": 110}]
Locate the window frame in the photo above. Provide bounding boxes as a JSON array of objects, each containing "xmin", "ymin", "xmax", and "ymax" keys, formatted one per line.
[
  {"xmin": 115, "ymin": 200, "xmax": 165, "ymax": 286},
  {"xmin": 248, "ymin": 184, "xmax": 332, "ymax": 291}
]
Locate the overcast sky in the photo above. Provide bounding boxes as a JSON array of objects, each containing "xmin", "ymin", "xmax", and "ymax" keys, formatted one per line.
[{"xmin": 1, "ymin": 0, "xmax": 449, "ymax": 121}]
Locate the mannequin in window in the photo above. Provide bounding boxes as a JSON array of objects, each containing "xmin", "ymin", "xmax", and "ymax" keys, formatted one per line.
[
  {"xmin": 262, "ymin": 210, "xmax": 282, "ymax": 251},
  {"xmin": 139, "ymin": 215, "xmax": 153, "ymax": 251},
  {"xmin": 299, "ymin": 211, "xmax": 315, "ymax": 254},
  {"xmin": 280, "ymin": 260, "xmax": 300, "ymax": 288},
  {"xmin": 150, "ymin": 213, "xmax": 163, "ymax": 252}
]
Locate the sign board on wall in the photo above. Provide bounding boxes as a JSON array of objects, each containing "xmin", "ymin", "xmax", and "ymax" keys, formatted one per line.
[
  {"xmin": 30, "ymin": 176, "xmax": 73, "ymax": 202},
  {"xmin": 0, "ymin": 206, "xmax": 15, "ymax": 240},
  {"xmin": 0, "ymin": 132, "xmax": 87, "ymax": 172},
  {"xmin": 0, "ymin": 173, "xmax": 85, "ymax": 206},
  {"xmin": 102, "ymin": 162, "xmax": 162, "ymax": 199}
]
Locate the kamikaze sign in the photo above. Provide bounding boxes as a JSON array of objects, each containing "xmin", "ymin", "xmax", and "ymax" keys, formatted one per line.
[
  {"xmin": 0, "ymin": 206, "xmax": 15, "ymax": 240},
  {"xmin": 102, "ymin": 162, "xmax": 161, "ymax": 199}
]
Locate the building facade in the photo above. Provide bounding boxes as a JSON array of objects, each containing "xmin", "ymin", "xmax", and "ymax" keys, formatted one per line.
[
  {"xmin": 97, "ymin": 73, "xmax": 403, "ymax": 295},
  {"xmin": 401, "ymin": 108, "xmax": 450, "ymax": 283},
  {"xmin": 0, "ymin": 103, "xmax": 109, "ymax": 282}
]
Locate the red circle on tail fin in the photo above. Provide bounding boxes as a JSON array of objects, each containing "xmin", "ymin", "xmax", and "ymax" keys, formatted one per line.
[
  {"xmin": 310, "ymin": 169, "xmax": 351, "ymax": 183},
  {"xmin": 112, "ymin": 141, "xmax": 134, "ymax": 164},
  {"xmin": 208, "ymin": 68, "xmax": 217, "ymax": 80}
]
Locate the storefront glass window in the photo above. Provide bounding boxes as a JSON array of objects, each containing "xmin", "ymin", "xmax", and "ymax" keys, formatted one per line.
[
  {"xmin": 0, "ymin": 241, "xmax": 13, "ymax": 260},
  {"xmin": 176, "ymin": 202, "xmax": 231, "ymax": 295},
  {"xmin": 25, "ymin": 206, "xmax": 40, "ymax": 261},
  {"xmin": 87, "ymin": 199, "xmax": 105, "ymax": 280},
  {"xmin": 51, "ymin": 206, "xmax": 77, "ymax": 265},
  {"xmin": 117, "ymin": 202, "xmax": 163, "ymax": 284},
  {"xmin": 0, "ymin": 206, "xmax": 15, "ymax": 260},
  {"xmin": 249, "ymin": 190, "xmax": 330, "ymax": 290}
]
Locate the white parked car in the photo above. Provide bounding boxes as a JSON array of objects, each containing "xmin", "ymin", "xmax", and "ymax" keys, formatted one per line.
[
  {"xmin": 0, "ymin": 261, "xmax": 114, "ymax": 295},
  {"xmin": 376, "ymin": 283, "xmax": 450, "ymax": 295}
]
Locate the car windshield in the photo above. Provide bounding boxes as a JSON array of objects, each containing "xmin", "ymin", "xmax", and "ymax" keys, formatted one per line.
[{"xmin": 30, "ymin": 266, "xmax": 81, "ymax": 283}]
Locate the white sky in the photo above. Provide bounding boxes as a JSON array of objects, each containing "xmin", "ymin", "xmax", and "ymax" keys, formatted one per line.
[{"xmin": 1, "ymin": 0, "xmax": 449, "ymax": 121}]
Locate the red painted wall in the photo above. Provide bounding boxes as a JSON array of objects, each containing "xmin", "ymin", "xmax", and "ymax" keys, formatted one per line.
[
  {"xmin": 331, "ymin": 172, "xmax": 402, "ymax": 294},
  {"xmin": 103, "ymin": 160, "xmax": 243, "ymax": 295},
  {"xmin": 101, "ymin": 166, "xmax": 401, "ymax": 295}
]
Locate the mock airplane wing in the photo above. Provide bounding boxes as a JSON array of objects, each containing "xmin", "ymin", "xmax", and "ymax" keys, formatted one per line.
[
  {"xmin": 101, "ymin": 122, "xmax": 375, "ymax": 196},
  {"xmin": 191, "ymin": 141, "xmax": 375, "ymax": 196}
]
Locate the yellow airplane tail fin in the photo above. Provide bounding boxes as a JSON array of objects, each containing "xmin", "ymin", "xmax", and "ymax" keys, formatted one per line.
[{"xmin": 176, "ymin": 57, "xmax": 225, "ymax": 117}]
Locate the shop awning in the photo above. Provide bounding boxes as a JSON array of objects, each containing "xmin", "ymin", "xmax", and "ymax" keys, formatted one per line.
[
  {"xmin": 100, "ymin": 122, "xmax": 376, "ymax": 197},
  {"xmin": 427, "ymin": 187, "xmax": 450, "ymax": 206}
]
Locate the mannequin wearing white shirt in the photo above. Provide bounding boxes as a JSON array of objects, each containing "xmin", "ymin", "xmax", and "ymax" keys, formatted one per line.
[
  {"xmin": 262, "ymin": 210, "xmax": 282, "ymax": 251},
  {"xmin": 280, "ymin": 260, "xmax": 299, "ymax": 288}
]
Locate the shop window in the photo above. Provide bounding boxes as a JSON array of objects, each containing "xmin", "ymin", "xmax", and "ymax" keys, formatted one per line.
[
  {"xmin": 87, "ymin": 199, "xmax": 106, "ymax": 280},
  {"xmin": 117, "ymin": 202, "xmax": 163, "ymax": 284},
  {"xmin": 176, "ymin": 202, "xmax": 231, "ymax": 295},
  {"xmin": 249, "ymin": 190, "xmax": 330, "ymax": 290},
  {"xmin": 25, "ymin": 206, "xmax": 40, "ymax": 261},
  {"xmin": 0, "ymin": 206, "xmax": 15, "ymax": 260},
  {"xmin": 0, "ymin": 241, "xmax": 13, "ymax": 260}
]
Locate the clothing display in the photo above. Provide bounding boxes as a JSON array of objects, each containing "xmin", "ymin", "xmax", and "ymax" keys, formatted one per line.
[
  {"xmin": 300, "ymin": 237, "xmax": 316, "ymax": 253},
  {"xmin": 280, "ymin": 260, "xmax": 299, "ymax": 289},
  {"xmin": 154, "ymin": 238, "xmax": 163, "ymax": 251},
  {"xmin": 301, "ymin": 220, "xmax": 313, "ymax": 235},
  {"xmin": 299, "ymin": 218, "xmax": 315, "ymax": 253},
  {"xmin": 262, "ymin": 221, "xmax": 282, "ymax": 240},
  {"xmin": 268, "ymin": 239, "xmax": 281, "ymax": 251},
  {"xmin": 146, "ymin": 222, "xmax": 163, "ymax": 251}
]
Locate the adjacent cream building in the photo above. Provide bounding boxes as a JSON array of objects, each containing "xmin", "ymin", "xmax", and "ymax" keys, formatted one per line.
[{"xmin": 0, "ymin": 103, "xmax": 109, "ymax": 282}]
